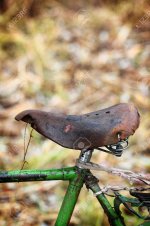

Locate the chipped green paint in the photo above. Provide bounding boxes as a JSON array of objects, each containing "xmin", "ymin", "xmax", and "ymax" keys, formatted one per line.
[
  {"xmin": 0, "ymin": 166, "xmax": 145, "ymax": 225},
  {"xmin": 0, "ymin": 167, "xmax": 77, "ymax": 183},
  {"xmin": 55, "ymin": 168, "xmax": 86, "ymax": 226},
  {"xmin": 90, "ymin": 183, "xmax": 125, "ymax": 226}
]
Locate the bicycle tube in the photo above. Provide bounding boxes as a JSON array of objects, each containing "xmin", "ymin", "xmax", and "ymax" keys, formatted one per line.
[
  {"xmin": 88, "ymin": 182, "xmax": 125, "ymax": 226},
  {"xmin": 0, "ymin": 167, "xmax": 77, "ymax": 183},
  {"xmin": 55, "ymin": 169, "xmax": 86, "ymax": 226}
]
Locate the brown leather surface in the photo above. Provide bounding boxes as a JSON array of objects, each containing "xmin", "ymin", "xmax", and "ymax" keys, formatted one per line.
[{"xmin": 15, "ymin": 103, "xmax": 140, "ymax": 150}]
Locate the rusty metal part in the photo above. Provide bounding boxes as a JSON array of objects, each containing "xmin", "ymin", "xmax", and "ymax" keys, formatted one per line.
[
  {"xmin": 97, "ymin": 138, "xmax": 129, "ymax": 157},
  {"xmin": 15, "ymin": 103, "xmax": 140, "ymax": 150}
]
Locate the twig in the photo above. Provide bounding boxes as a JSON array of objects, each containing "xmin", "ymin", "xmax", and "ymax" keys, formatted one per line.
[
  {"xmin": 94, "ymin": 185, "xmax": 150, "ymax": 197},
  {"xmin": 76, "ymin": 161, "xmax": 150, "ymax": 185}
]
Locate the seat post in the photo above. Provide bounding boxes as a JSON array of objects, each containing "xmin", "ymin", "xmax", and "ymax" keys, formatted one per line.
[{"xmin": 77, "ymin": 149, "xmax": 93, "ymax": 166}]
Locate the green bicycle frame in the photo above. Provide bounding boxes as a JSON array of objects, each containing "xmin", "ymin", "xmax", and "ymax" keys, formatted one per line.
[
  {"xmin": 0, "ymin": 150, "xmax": 146, "ymax": 226},
  {"xmin": 0, "ymin": 168, "xmax": 124, "ymax": 225}
]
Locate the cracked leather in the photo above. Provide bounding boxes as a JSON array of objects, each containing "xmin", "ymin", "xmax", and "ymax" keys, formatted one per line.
[{"xmin": 15, "ymin": 103, "xmax": 140, "ymax": 150}]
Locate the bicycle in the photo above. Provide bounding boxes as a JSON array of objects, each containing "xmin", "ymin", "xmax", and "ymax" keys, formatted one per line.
[{"xmin": 0, "ymin": 103, "xmax": 149, "ymax": 226}]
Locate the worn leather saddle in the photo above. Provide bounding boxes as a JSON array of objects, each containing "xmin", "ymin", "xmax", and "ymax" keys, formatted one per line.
[{"xmin": 15, "ymin": 103, "xmax": 140, "ymax": 151}]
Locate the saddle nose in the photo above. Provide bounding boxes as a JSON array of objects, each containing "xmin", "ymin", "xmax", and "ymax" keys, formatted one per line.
[{"xmin": 15, "ymin": 110, "xmax": 35, "ymax": 124}]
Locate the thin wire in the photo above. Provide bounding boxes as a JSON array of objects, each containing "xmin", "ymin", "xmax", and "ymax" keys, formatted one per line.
[
  {"xmin": 20, "ymin": 125, "xmax": 33, "ymax": 170},
  {"xmin": 24, "ymin": 123, "xmax": 28, "ymax": 160}
]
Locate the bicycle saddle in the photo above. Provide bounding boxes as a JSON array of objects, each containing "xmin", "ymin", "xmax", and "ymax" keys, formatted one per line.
[{"xmin": 15, "ymin": 103, "xmax": 140, "ymax": 150}]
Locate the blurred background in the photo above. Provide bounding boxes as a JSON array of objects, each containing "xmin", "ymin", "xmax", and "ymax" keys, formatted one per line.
[{"xmin": 0, "ymin": 0, "xmax": 150, "ymax": 225}]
